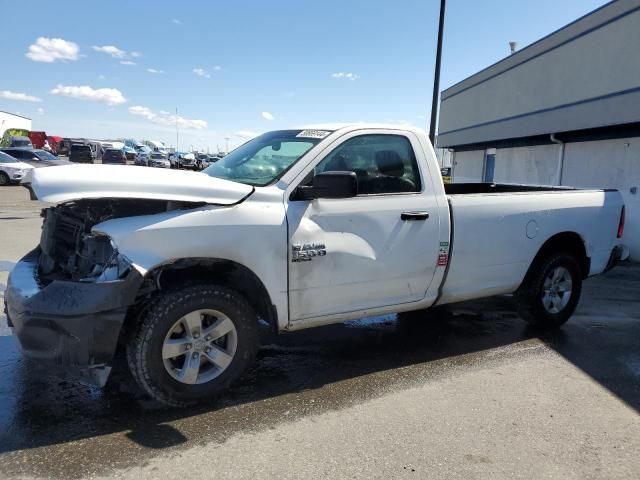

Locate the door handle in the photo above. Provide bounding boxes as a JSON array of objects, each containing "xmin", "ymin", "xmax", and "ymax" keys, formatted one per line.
[{"xmin": 401, "ymin": 211, "xmax": 429, "ymax": 221}]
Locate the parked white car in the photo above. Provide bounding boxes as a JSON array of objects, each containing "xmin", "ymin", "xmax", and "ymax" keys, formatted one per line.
[
  {"xmin": 147, "ymin": 152, "xmax": 171, "ymax": 168},
  {"xmin": 6, "ymin": 124, "xmax": 628, "ymax": 406},
  {"xmin": 0, "ymin": 151, "xmax": 34, "ymax": 185}
]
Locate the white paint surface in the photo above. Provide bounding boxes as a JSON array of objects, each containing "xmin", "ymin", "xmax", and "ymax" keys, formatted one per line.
[
  {"xmin": 25, "ymin": 124, "xmax": 628, "ymax": 331},
  {"xmin": 452, "ymin": 137, "xmax": 639, "ymax": 260},
  {"xmin": 31, "ymin": 164, "xmax": 253, "ymax": 204}
]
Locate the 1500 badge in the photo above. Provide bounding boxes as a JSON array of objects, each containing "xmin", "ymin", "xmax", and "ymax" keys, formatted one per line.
[{"xmin": 292, "ymin": 243, "xmax": 326, "ymax": 262}]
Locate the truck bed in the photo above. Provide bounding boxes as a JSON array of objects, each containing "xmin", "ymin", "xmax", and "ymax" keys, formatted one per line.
[
  {"xmin": 437, "ymin": 187, "xmax": 623, "ymax": 306},
  {"xmin": 444, "ymin": 182, "xmax": 577, "ymax": 195}
]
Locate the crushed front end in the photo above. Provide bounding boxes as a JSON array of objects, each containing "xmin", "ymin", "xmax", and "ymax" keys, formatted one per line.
[{"xmin": 3, "ymin": 199, "xmax": 174, "ymax": 384}]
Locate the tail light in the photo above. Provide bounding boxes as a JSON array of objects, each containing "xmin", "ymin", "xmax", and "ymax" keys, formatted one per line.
[{"xmin": 617, "ymin": 205, "xmax": 625, "ymax": 238}]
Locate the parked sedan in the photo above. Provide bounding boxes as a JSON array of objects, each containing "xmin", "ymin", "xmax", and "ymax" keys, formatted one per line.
[
  {"xmin": 135, "ymin": 152, "xmax": 151, "ymax": 166},
  {"xmin": 0, "ymin": 148, "xmax": 71, "ymax": 168},
  {"xmin": 0, "ymin": 151, "xmax": 35, "ymax": 185},
  {"xmin": 147, "ymin": 152, "xmax": 170, "ymax": 168},
  {"xmin": 101, "ymin": 148, "xmax": 127, "ymax": 165}
]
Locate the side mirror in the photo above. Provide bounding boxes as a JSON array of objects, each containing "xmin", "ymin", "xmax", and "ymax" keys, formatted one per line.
[{"xmin": 295, "ymin": 171, "xmax": 358, "ymax": 200}]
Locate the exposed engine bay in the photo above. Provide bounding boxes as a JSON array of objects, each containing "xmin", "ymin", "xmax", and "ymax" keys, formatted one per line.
[{"xmin": 37, "ymin": 199, "xmax": 203, "ymax": 282}]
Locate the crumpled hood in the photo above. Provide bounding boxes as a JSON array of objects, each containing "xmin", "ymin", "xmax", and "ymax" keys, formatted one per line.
[{"xmin": 30, "ymin": 164, "xmax": 254, "ymax": 205}]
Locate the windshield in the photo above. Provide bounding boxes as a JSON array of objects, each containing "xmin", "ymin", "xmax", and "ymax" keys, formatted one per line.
[
  {"xmin": 13, "ymin": 139, "xmax": 32, "ymax": 147},
  {"xmin": 151, "ymin": 153, "xmax": 165, "ymax": 159},
  {"xmin": 203, "ymin": 130, "xmax": 323, "ymax": 186},
  {"xmin": 35, "ymin": 150, "xmax": 58, "ymax": 161},
  {"xmin": 0, "ymin": 152, "xmax": 17, "ymax": 163}
]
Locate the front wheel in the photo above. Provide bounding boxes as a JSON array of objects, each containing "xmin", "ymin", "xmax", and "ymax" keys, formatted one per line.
[
  {"xmin": 516, "ymin": 252, "xmax": 583, "ymax": 328},
  {"xmin": 127, "ymin": 284, "xmax": 259, "ymax": 406},
  {"xmin": 0, "ymin": 171, "xmax": 10, "ymax": 186}
]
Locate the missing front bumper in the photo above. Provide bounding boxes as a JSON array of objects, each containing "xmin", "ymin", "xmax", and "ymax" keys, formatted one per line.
[{"xmin": 4, "ymin": 248, "xmax": 144, "ymax": 384}]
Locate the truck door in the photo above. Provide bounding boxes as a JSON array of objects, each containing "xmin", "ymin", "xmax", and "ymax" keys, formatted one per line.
[{"xmin": 286, "ymin": 131, "xmax": 441, "ymax": 321}]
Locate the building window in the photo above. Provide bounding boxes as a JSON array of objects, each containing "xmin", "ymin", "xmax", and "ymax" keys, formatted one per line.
[{"xmin": 483, "ymin": 151, "xmax": 496, "ymax": 183}]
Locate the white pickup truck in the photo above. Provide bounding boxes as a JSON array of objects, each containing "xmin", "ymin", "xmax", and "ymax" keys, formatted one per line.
[{"xmin": 5, "ymin": 124, "xmax": 628, "ymax": 406}]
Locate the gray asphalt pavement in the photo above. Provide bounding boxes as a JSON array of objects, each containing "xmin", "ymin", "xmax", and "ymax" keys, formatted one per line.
[{"xmin": 1, "ymin": 185, "xmax": 639, "ymax": 479}]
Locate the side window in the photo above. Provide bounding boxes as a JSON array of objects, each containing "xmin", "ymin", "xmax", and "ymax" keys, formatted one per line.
[{"xmin": 315, "ymin": 134, "xmax": 421, "ymax": 194}]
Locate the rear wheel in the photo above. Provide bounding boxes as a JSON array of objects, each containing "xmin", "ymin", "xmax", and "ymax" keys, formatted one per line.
[
  {"xmin": 127, "ymin": 284, "xmax": 259, "ymax": 406},
  {"xmin": 516, "ymin": 252, "xmax": 582, "ymax": 328}
]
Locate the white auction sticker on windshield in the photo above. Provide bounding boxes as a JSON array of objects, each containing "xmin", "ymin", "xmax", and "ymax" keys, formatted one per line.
[{"xmin": 296, "ymin": 129, "xmax": 331, "ymax": 139}]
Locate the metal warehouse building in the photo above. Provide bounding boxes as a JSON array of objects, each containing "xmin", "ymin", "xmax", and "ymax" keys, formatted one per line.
[
  {"xmin": 0, "ymin": 111, "xmax": 32, "ymax": 136},
  {"xmin": 437, "ymin": 0, "xmax": 640, "ymax": 260}
]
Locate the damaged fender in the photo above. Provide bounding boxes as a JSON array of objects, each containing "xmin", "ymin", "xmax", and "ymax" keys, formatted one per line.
[{"xmin": 5, "ymin": 249, "xmax": 144, "ymax": 384}]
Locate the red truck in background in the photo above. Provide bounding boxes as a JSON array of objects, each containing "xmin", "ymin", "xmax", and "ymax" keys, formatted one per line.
[
  {"xmin": 47, "ymin": 136, "xmax": 63, "ymax": 154},
  {"xmin": 27, "ymin": 132, "xmax": 63, "ymax": 154},
  {"xmin": 28, "ymin": 131, "xmax": 47, "ymax": 149}
]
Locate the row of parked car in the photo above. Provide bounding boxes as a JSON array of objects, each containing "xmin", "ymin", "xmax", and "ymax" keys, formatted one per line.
[
  {"xmin": 0, "ymin": 132, "xmax": 227, "ymax": 185},
  {"xmin": 0, "ymin": 147, "xmax": 70, "ymax": 185}
]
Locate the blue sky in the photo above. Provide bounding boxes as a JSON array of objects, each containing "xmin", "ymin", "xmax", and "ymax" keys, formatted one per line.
[{"xmin": 0, "ymin": 0, "xmax": 609, "ymax": 151}]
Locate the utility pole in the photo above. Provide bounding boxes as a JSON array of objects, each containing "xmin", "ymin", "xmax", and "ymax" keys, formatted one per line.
[
  {"xmin": 428, "ymin": 0, "xmax": 446, "ymax": 146},
  {"xmin": 175, "ymin": 107, "xmax": 179, "ymax": 152}
]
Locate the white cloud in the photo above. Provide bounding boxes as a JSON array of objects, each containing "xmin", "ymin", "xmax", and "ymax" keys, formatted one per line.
[
  {"xmin": 213, "ymin": 65, "xmax": 222, "ymax": 71},
  {"xmin": 0, "ymin": 90, "xmax": 42, "ymax": 102},
  {"xmin": 192, "ymin": 68, "xmax": 210, "ymax": 78},
  {"xmin": 50, "ymin": 84, "xmax": 127, "ymax": 105},
  {"xmin": 332, "ymin": 72, "xmax": 360, "ymax": 81},
  {"xmin": 235, "ymin": 130, "xmax": 261, "ymax": 139},
  {"xmin": 172, "ymin": 18, "xmax": 182, "ymax": 25},
  {"xmin": 128, "ymin": 105, "xmax": 207, "ymax": 130},
  {"xmin": 93, "ymin": 45, "xmax": 126, "ymax": 58},
  {"xmin": 98, "ymin": 74, "xmax": 106, "ymax": 80},
  {"xmin": 26, "ymin": 37, "xmax": 79, "ymax": 63},
  {"xmin": 261, "ymin": 111, "xmax": 274, "ymax": 121},
  {"xmin": 93, "ymin": 45, "xmax": 142, "ymax": 63},
  {"xmin": 37, "ymin": 107, "xmax": 45, "ymax": 115},
  {"xmin": 147, "ymin": 68, "xmax": 164, "ymax": 74}
]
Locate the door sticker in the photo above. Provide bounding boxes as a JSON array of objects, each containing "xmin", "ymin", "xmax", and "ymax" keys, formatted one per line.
[{"xmin": 438, "ymin": 241, "xmax": 449, "ymax": 266}]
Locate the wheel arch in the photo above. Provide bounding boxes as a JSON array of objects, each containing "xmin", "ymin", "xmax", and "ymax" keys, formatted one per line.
[
  {"xmin": 122, "ymin": 257, "xmax": 277, "ymax": 337},
  {"xmin": 522, "ymin": 232, "xmax": 590, "ymax": 288}
]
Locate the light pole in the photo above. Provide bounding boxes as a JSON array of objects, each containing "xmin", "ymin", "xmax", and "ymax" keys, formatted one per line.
[
  {"xmin": 428, "ymin": 0, "xmax": 446, "ymax": 147},
  {"xmin": 224, "ymin": 137, "xmax": 230, "ymax": 153},
  {"xmin": 175, "ymin": 107, "xmax": 179, "ymax": 152}
]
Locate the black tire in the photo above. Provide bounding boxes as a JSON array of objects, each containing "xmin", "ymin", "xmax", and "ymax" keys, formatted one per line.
[
  {"xmin": 0, "ymin": 171, "xmax": 10, "ymax": 186},
  {"xmin": 516, "ymin": 252, "xmax": 582, "ymax": 328},
  {"xmin": 127, "ymin": 284, "xmax": 259, "ymax": 407}
]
